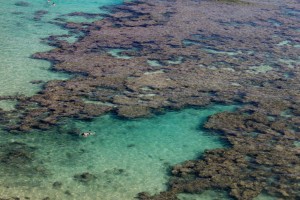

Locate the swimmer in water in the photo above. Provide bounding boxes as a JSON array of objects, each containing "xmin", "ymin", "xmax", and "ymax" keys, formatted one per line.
[
  {"xmin": 52, "ymin": 3, "xmax": 56, "ymax": 6},
  {"xmin": 81, "ymin": 130, "xmax": 95, "ymax": 137}
]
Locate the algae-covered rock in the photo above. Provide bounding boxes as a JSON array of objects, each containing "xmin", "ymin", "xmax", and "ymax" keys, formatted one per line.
[
  {"xmin": 117, "ymin": 105, "xmax": 151, "ymax": 118},
  {"xmin": 73, "ymin": 172, "xmax": 97, "ymax": 183}
]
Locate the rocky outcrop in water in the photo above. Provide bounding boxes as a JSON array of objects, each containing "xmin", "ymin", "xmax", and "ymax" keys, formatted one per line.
[{"xmin": 0, "ymin": 142, "xmax": 47, "ymax": 180}]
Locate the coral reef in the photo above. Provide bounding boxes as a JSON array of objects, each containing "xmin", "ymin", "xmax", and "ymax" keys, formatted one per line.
[
  {"xmin": 1, "ymin": 0, "xmax": 299, "ymax": 199},
  {"xmin": 147, "ymin": 110, "xmax": 299, "ymax": 200}
]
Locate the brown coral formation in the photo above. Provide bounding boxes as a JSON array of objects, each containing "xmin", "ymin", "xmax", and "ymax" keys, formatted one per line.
[
  {"xmin": 1, "ymin": 0, "xmax": 300, "ymax": 199},
  {"xmin": 140, "ymin": 109, "xmax": 299, "ymax": 199}
]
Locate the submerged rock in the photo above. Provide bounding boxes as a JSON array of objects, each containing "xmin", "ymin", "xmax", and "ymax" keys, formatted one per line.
[
  {"xmin": 117, "ymin": 105, "xmax": 151, "ymax": 118},
  {"xmin": 73, "ymin": 172, "xmax": 97, "ymax": 183},
  {"xmin": 15, "ymin": 1, "xmax": 30, "ymax": 7},
  {"xmin": 0, "ymin": 141, "xmax": 48, "ymax": 179},
  {"xmin": 33, "ymin": 10, "xmax": 48, "ymax": 21},
  {"xmin": 0, "ymin": 142, "xmax": 35, "ymax": 166},
  {"xmin": 52, "ymin": 181, "xmax": 62, "ymax": 189}
]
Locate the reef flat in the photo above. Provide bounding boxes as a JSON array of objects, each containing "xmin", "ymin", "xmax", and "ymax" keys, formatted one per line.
[{"xmin": 1, "ymin": 0, "xmax": 299, "ymax": 199}]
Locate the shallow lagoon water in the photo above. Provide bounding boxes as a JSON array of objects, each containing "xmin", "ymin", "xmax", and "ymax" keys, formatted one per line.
[
  {"xmin": 178, "ymin": 192, "xmax": 277, "ymax": 200},
  {"xmin": 0, "ymin": 0, "xmax": 123, "ymax": 97},
  {"xmin": 0, "ymin": 105, "xmax": 236, "ymax": 199}
]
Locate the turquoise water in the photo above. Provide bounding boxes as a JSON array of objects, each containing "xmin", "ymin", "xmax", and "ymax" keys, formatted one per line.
[
  {"xmin": 0, "ymin": 1, "xmax": 240, "ymax": 199},
  {"xmin": 0, "ymin": 0, "xmax": 123, "ymax": 97},
  {"xmin": 178, "ymin": 191, "xmax": 231, "ymax": 200},
  {"xmin": 0, "ymin": 105, "xmax": 236, "ymax": 199},
  {"xmin": 107, "ymin": 48, "xmax": 133, "ymax": 59},
  {"xmin": 177, "ymin": 192, "xmax": 277, "ymax": 200}
]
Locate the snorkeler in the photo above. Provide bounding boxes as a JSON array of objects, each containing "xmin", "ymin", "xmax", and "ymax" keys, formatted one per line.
[{"xmin": 81, "ymin": 130, "xmax": 96, "ymax": 137}]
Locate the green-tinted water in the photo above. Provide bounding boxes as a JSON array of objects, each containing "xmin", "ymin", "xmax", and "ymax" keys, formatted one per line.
[
  {"xmin": 0, "ymin": 0, "xmax": 123, "ymax": 97},
  {"xmin": 0, "ymin": 105, "xmax": 236, "ymax": 199},
  {"xmin": 107, "ymin": 48, "xmax": 133, "ymax": 59}
]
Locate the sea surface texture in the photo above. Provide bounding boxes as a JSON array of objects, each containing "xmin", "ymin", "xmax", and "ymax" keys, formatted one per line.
[{"xmin": 0, "ymin": 0, "xmax": 299, "ymax": 200}]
